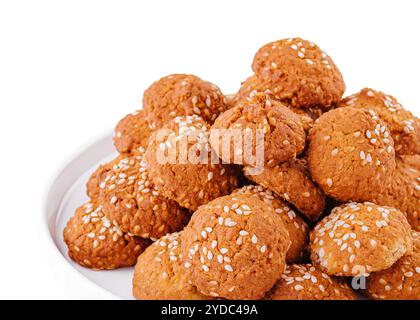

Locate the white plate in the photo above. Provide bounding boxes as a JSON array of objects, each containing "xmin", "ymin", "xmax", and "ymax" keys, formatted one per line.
[{"xmin": 43, "ymin": 134, "xmax": 136, "ymax": 300}]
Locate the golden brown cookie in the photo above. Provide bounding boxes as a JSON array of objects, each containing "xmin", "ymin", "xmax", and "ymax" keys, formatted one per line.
[
  {"xmin": 180, "ymin": 193, "xmax": 290, "ymax": 300},
  {"xmin": 310, "ymin": 202, "xmax": 413, "ymax": 276},
  {"xmin": 210, "ymin": 93, "xmax": 306, "ymax": 167},
  {"xmin": 133, "ymin": 232, "xmax": 211, "ymax": 300},
  {"xmin": 98, "ymin": 149, "xmax": 188, "ymax": 240},
  {"xmin": 233, "ymin": 185, "xmax": 309, "ymax": 263},
  {"xmin": 244, "ymin": 158, "xmax": 325, "ymax": 221},
  {"xmin": 86, "ymin": 156, "xmax": 123, "ymax": 199},
  {"xmin": 251, "ymin": 38, "xmax": 345, "ymax": 109},
  {"xmin": 234, "ymin": 75, "xmax": 324, "ymax": 132},
  {"xmin": 365, "ymin": 231, "xmax": 420, "ymax": 300},
  {"xmin": 373, "ymin": 155, "xmax": 420, "ymax": 231},
  {"xmin": 113, "ymin": 109, "xmax": 153, "ymax": 154},
  {"xmin": 268, "ymin": 264, "xmax": 357, "ymax": 300},
  {"xmin": 339, "ymin": 88, "xmax": 420, "ymax": 155},
  {"xmin": 63, "ymin": 200, "xmax": 150, "ymax": 270},
  {"xmin": 143, "ymin": 74, "xmax": 227, "ymax": 129},
  {"xmin": 308, "ymin": 107, "xmax": 396, "ymax": 202},
  {"xmin": 145, "ymin": 115, "xmax": 239, "ymax": 211}
]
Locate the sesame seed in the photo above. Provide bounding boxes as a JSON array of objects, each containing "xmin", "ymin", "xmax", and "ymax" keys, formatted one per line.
[
  {"xmin": 207, "ymin": 172, "xmax": 214, "ymax": 181},
  {"xmin": 201, "ymin": 231, "xmax": 207, "ymax": 239},
  {"xmin": 294, "ymin": 285, "xmax": 304, "ymax": 291},
  {"xmin": 202, "ymin": 265, "xmax": 209, "ymax": 272},
  {"xmin": 260, "ymin": 245, "xmax": 267, "ymax": 253},
  {"xmin": 220, "ymin": 248, "xmax": 228, "ymax": 254},
  {"xmin": 251, "ymin": 235, "xmax": 258, "ymax": 244},
  {"xmin": 326, "ymin": 178, "xmax": 333, "ymax": 187},
  {"xmin": 224, "ymin": 265, "xmax": 233, "ymax": 272},
  {"xmin": 239, "ymin": 230, "xmax": 249, "ymax": 236}
]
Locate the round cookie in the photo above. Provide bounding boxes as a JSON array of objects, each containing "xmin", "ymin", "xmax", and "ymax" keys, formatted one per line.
[
  {"xmin": 113, "ymin": 109, "xmax": 153, "ymax": 154},
  {"xmin": 63, "ymin": 200, "xmax": 150, "ymax": 270},
  {"xmin": 86, "ymin": 156, "xmax": 123, "ymax": 199},
  {"xmin": 307, "ymin": 107, "xmax": 396, "ymax": 202},
  {"xmin": 251, "ymin": 38, "xmax": 345, "ymax": 109},
  {"xmin": 268, "ymin": 264, "xmax": 357, "ymax": 300},
  {"xmin": 133, "ymin": 232, "xmax": 211, "ymax": 300},
  {"xmin": 99, "ymin": 149, "xmax": 189, "ymax": 240},
  {"xmin": 143, "ymin": 74, "xmax": 227, "ymax": 129},
  {"xmin": 210, "ymin": 93, "xmax": 306, "ymax": 167},
  {"xmin": 180, "ymin": 193, "xmax": 290, "ymax": 300},
  {"xmin": 233, "ymin": 185, "xmax": 309, "ymax": 263},
  {"xmin": 365, "ymin": 231, "xmax": 419, "ymax": 300},
  {"xmin": 234, "ymin": 75, "xmax": 324, "ymax": 132},
  {"xmin": 244, "ymin": 158, "xmax": 325, "ymax": 221},
  {"xmin": 373, "ymin": 155, "xmax": 420, "ymax": 231},
  {"xmin": 310, "ymin": 202, "xmax": 413, "ymax": 276},
  {"xmin": 339, "ymin": 88, "xmax": 420, "ymax": 155},
  {"xmin": 145, "ymin": 115, "xmax": 239, "ymax": 211}
]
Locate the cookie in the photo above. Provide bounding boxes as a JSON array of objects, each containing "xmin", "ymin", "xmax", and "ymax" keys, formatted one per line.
[
  {"xmin": 373, "ymin": 155, "xmax": 420, "ymax": 231},
  {"xmin": 251, "ymin": 38, "xmax": 345, "ymax": 109},
  {"xmin": 268, "ymin": 264, "xmax": 357, "ymax": 300},
  {"xmin": 308, "ymin": 107, "xmax": 396, "ymax": 202},
  {"xmin": 145, "ymin": 115, "xmax": 239, "ymax": 211},
  {"xmin": 133, "ymin": 232, "xmax": 211, "ymax": 300},
  {"xmin": 365, "ymin": 231, "xmax": 419, "ymax": 300},
  {"xmin": 98, "ymin": 149, "xmax": 188, "ymax": 240},
  {"xmin": 63, "ymin": 200, "xmax": 150, "ymax": 270},
  {"xmin": 113, "ymin": 109, "xmax": 153, "ymax": 154},
  {"xmin": 180, "ymin": 193, "xmax": 290, "ymax": 300},
  {"xmin": 310, "ymin": 202, "xmax": 413, "ymax": 276},
  {"xmin": 86, "ymin": 159, "xmax": 118, "ymax": 199},
  {"xmin": 234, "ymin": 75, "xmax": 324, "ymax": 132},
  {"xmin": 143, "ymin": 74, "xmax": 227, "ymax": 129},
  {"xmin": 233, "ymin": 185, "xmax": 309, "ymax": 263},
  {"xmin": 210, "ymin": 93, "xmax": 306, "ymax": 167},
  {"xmin": 244, "ymin": 158, "xmax": 325, "ymax": 221},
  {"xmin": 339, "ymin": 88, "xmax": 420, "ymax": 155}
]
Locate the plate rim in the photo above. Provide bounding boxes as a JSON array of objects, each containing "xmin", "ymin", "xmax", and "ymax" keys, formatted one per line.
[{"xmin": 42, "ymin": 132, "xmax": 123, "ymax": 300}]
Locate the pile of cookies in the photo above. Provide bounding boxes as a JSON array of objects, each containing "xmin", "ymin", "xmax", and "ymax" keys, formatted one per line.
[{"xmin": 63, "ymin": 37, "xmax": 419, "ymax": 300}]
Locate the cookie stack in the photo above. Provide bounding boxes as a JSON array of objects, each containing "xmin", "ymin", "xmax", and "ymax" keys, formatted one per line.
[{"xmin": 64, "ymin": 37, "xmax": 419, "ymax": 300}]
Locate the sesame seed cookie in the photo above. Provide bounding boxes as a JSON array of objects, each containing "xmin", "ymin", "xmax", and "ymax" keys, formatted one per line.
[
  {"xmin": 145, "ymin": 115, "xmax": 239, "ymax": 211},
  {"xmin": 210, "ymin": 93, "xmax": 306, "ymax": 167},
  {"xmin": 268, "ymin": 264, "xmax": 357, "ymax": 300},
  {"xmin": 339, "ymin": 88, "xmax": 420, "ymax": 155},
  {"xmin": 98, "ymin": 149, "xmax": 189, "ymax": 240},
  {"xmin": 180, "ymin": 193, "xmax": 290, "ymax": 300},
  {"xmin": 63, "ymin": 200, "xmax": 150, "ymax": 270},
  {"xmin": 234, "ymin": 75, "xmax": 324, "ymax": 132},
  {"xmin": 373, "ymin": 155, "xmax": 420, "ymax": 231},
  {"xmin": 113, "ymin": 109, "xmax": 153, "ymax": 154},
  {"xmin": 143, "ymin": 74, "xmax": 227, "ymax": 129},
  {"xmin": 365, "ymin": 231, "xmax": 420, "ymax": 300},
  {"xmin": 307, "ymin": 107, "xmax": 396, "ymax": 202},
  {"xmin": 244, "ymin": 158, "xmax": 325, "ymax": 221},
  {"xmin": 251, "ymin": 38, "xmax": 345, "ymax": 109},
  {"xmin": 310, "ymin": 202, "xmax": 413, "ymax": 277},
  {"xmin": 233, "ymin": 185, "xmax": 309, "ymax": 263},
  {"xmin": 133, "ymin": 232, "xmax": 211, "ymax": 300},
  {"xmin": 86, "ymin": 158, "xmax": 119, "ymax": 199}
]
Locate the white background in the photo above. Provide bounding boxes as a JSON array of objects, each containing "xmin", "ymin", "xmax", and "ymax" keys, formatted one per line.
[{"xmin": 0, "ymin": 0, "xmax": 419, "ymax": 299}]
